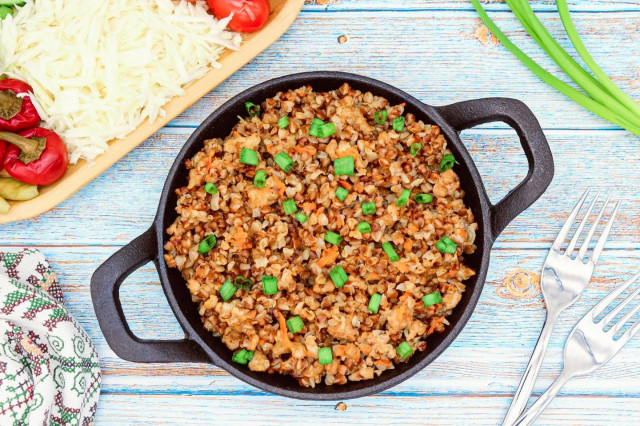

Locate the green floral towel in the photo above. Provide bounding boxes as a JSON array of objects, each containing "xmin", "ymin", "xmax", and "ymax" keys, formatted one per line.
[{"xmin": 0, "ymin": 248, "xmax": 101, "ymax": 425}]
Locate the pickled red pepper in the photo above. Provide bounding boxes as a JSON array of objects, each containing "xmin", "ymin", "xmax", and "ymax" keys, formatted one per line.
[
  {"xmin": 0, "ymin": 77, "xmax": 41, "ymax": 132},
  {"xmin": 1, "ymin": 127, "xmax": 69, "ymax": 185}
]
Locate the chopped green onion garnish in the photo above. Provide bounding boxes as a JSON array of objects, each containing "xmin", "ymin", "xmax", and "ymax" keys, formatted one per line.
[
  {"xmin": 318, "ymin": 347, "xmax": 333, "ymax": 365},
  {"xmin": 254, "ymin": 170, "xmax": 267, "ymax": 188},
  {"xmin": 415, "ymin": 193, "xmax": 433, "ymax": 204},
  {"xmin": 335, "ymin": 187, "xmax": 349, "ymax": 202},
  {"xmin": 361, "ymin": 202, "xmax": 376, "ymax": 215},
  {"xmin": 233, "ymin": 276, "xmax": 253, "ymax": 290},
  {"xmin": 220, "ymin": 280, "xmax": 237, "ymax": 302},
  {"xmin": 232, "ymin": 349, "xmax": 247, "ymax": 364},
  {"xmin": 435, "ymin": 236, "xmax": 457, "ymax": 254},
  {"xmin": 392, "ymin": 116, "xmax": 405, "ymax": 132},
  {"xmin": 204, "ymin": 182, "xmax": 218, "ymax": 195},
  {"xmin": 318, "ymin": 123, "xmax": 337, "ymax": 138},
  {"xmin": 239, "ymin": 148, "xmax": 259, "ymax": 166},
  {"xmin": 286, "ymin": 316, "xmax": 304, "ymax": 334},
  {"xmin": 324, "ymin": 231, "xmax": 343, "ymax": 246},
  {"xmin": 368, "ymin": 293, "xmax": 382, "ymax": 313},
  {"xmin": 232, "ymin": 349, "xmax": 254, "ymax": 365},
  {"xmin": 357, "ymin": 222, "xmax": 371, "ymax": 234},
  {"xmin": 410, "ymin": 143, "xmax": 422, "ymax": 156},
  {"xmin": 198, "ymin": 234, "xmax": 217, "ymax": 254},
  {"xmin": 278, "ymin": 116, "xmax": 290, "ymax": 129},
  {"xmin": 334, "ymin": 156, "xmax": 354, "ymax": 176},
  {"xmin": 295, "ymin": 212, "xmax": 308, "ymax": 224},
  {"xmin": 245, "ymin": 102, "xmax": 260, "ymax": 117},
  {"xmin": 396, "ymin": 342, "xmax": 413, "ymax": 359},
  {"xmin": 440, "ymin": 154, "xmax": 458, "ymax": 172},
  {"xmin": 374, "ymin": 110, "xmax": 388, "ymax": 124},
  {"xmin": 262, "ymin": 276, "xmax": 278, "ymax": 295},
  {"xmin": 329, "ymin": 265, "xmax": 348, "ymax": 288},
  {"xmin": 283, "ymin": 199, "xmax": 298, "ymax": 215},
  {"xmin": 308, "ymin": 118, "xmax": 325, "ymax": 137},
  {"xmin": 423, "ymin": 290, "xmax": 443, "ymax": 307},
  {"xmin": 396, "ymin": 189, "xmax": 411, "ymax": 207},
  {"xmin": 275, "ymin": 151, "xmax": 294, "ymax": 172},
  {"xmin": 382, "ymin": 242, "xmax": 400, "ymax": 262}
]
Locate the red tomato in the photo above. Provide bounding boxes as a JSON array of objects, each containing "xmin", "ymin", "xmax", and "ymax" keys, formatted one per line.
[{"xmin": 207, "ymin": 0, "xmax": 270, "ymax": 33}]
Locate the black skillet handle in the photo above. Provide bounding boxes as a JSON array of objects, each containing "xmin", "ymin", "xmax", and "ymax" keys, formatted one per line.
[
  {"xmin": 437, "ymin": 98, "xmax": 554, "ymax": 241},
  {"xmin": 90, "ymin": 227, "xmax": 209, "ymax": 363}
]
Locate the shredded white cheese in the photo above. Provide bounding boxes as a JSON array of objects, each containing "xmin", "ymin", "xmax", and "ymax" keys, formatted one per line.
[{"xmin": 0, "ymin": 0, "xmax": 241, "ymax": 163}]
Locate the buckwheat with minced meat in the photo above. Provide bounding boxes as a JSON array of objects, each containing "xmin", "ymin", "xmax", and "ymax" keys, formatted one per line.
[{"xmin": 163, "ymin": 83, "xmax": 478, "ymax": 387}]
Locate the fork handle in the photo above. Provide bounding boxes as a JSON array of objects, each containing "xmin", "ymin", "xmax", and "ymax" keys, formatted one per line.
[
  {"xmin": 513, "ymin": 369, "xmax": 574, "ymax": 426},
  {"xmin": 502, "ymin": 312, "xmax": 558, "ymax": 426}
]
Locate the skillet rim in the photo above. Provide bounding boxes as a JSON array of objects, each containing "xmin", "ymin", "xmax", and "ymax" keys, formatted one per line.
[{"xmin": 153, "ymin": 71, "xmax": 496, "ymax": 400}]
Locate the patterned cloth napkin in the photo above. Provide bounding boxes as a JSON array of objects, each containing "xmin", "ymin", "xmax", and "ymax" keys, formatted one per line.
[{"xmin": 0, "ymin": 248, "xmax": 101, "ymax": 425}]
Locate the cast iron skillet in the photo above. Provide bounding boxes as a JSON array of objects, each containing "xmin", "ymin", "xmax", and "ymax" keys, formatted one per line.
[{"xmin": 91, "ymin": 71, "xmax": 553, "ymax": 400}]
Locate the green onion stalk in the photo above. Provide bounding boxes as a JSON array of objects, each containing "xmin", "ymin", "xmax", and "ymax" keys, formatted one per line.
[{"xmin": 470, "ymin": 0, "xmax": 640, "ymax": 136}]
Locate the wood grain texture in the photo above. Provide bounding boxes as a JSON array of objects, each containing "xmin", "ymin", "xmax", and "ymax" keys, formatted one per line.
[
  {"xmin": 92, "ymin": 395, "xmax": 640, "ymax": 425},
  {"xmin": 304, "ymin": 0, "xmax": 640, "ymax": 12},
  {"xmin": 92, "ymin": 394, "xmax": 640, "ymax": 425},
  {"xmin": 2, "ymin": 0, "xmax": 640, "ymax": 424},
  {"xmin": 160, "ymin": 8, "xmax": 640, "ymax": 132}
]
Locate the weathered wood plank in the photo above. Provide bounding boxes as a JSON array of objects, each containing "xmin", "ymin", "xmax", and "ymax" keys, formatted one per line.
[
  {"xmin": 163, "ymin": 9, "xmax": 640, "ymax": 131},
  {"xmin": 2, "ymin": 127, "xmax": 638, "ymax": 248},
  {"xmin": 93, "ymin": 342, "xmax": 640, "ymax": 398},
  {"xmin": 93, "ymin": 393, "xmax": 640, "ymax": 425},
  {"xmin": 304, "ymin": 0, "xmax": 640, "ymax": 12}
]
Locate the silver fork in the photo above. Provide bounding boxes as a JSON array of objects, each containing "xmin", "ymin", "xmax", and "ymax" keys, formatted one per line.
[
  {"xmin": 503, "ymin": 189, "xmax": 620, "ymax": 426},
  {"xmin": 514, "ymin": 272, "xmax": 640, "ymax": 425}
]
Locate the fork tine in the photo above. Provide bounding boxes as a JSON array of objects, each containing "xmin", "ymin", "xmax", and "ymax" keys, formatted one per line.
[
  {"xmin": 621, "ymin": 314, "xmax": 640, "ymax": 343},
  {"xmin": 552, "ymin": 189, "xmax": 590, "ymax": 251},
  {"xmin": 575, "ymin": 195, "xmax": 612, "ymax": 261},
  {"xmin": 601, "ymin": 277, "xmax": 640, "ymax": 327},
  {"xmin": 565, "ymin": 192, "xmax": 599, "ymax": 256},
  {"xmin": 609, "ymin": 291, "xmax": 640, "ymax": 335},
  {"xmin": 590, "ymin": 272, "xmax": 640, "ymax": 319},
  {"xmin": 586, "ymin": 201, "xmax": 620, "ymax": 264}
]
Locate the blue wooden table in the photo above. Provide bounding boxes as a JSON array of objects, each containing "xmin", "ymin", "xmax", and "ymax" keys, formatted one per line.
[{"xmin": 2, "ymin": 0, "xmax": 640, "ymax": 424}]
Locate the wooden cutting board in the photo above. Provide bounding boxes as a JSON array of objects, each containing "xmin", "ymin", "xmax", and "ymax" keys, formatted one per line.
[{"xmin": 0, "ymin": 0, "xmax": 304, "ymax": 224}]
